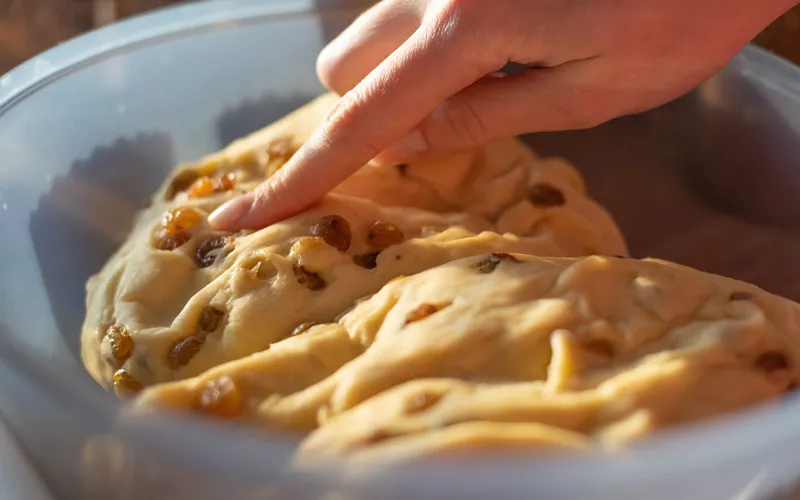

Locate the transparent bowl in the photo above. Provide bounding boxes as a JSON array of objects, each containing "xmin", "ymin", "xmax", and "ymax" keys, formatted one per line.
[{"xmin": 3, "ymin": 1, "xmax": 800, "ymax": 499}]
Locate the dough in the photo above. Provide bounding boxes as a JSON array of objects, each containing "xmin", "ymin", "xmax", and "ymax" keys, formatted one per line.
[
  {"xmin": 135, "ymin": 255, "xmax": 800, "ymax": 462},
  {"xmin": 81, "ymin": 93, "xmax": 627, "ymax": 391}
]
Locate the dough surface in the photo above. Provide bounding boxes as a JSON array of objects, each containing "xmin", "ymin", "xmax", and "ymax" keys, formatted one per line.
[
  {"xmin": 81, "ymin": 93, "xmax": 627, "ymax": 391},
  {"xmin": 84, "ymin": 93, "xmax": 800, "ymax": 462},
  {"xmin": 136, "ymin": 255, "xmax": 800, "ymax": 462}
]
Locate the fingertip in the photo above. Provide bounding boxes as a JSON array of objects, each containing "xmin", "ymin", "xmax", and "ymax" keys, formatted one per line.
[
  {"xmin": 316, "ymin": 40, "xmax": 342, "ymax": 91},
  {"xmin": 208, "ymin": 193, "xmax": 253, "ymax": 230}
]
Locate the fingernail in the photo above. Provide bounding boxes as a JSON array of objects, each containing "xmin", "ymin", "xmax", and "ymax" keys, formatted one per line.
[
  {"xmin": 372, "ymin": 128, "xmax": 428, "ymax": 165},
  {"xmin": 208, "ymin": 193, "xmax": 253, "ymax": 230}
]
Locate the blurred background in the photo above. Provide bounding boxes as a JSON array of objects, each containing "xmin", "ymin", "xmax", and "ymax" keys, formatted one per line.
[{"xmin": 1, "ymin": 0, "xmax": 799, "ymax": 75}]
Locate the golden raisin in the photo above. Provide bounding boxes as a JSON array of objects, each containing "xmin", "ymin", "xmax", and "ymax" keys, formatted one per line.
[
  {"xmin": 154, "ymin": 231, "xmax": 191, "ymax": 251},
  {"xmin": 162, "ymin": 207, "xmax": 203, "ymax": 236},
  {"xmin": 197, "ymin": 376, "xmax": 243, "ymax": 418},
  {"xmin": 367, "ymin": 221, "xmax": 405, "ymax": 248},
  {"xmin": 106, "ymin": 324, "xmax": 134, "ymax": 364},
  {"xmin": 291, "ymin": 236, "xmax": 326, "ymax": 254},
  {"xmin": 113, "ymin": 369, "xmax": 142, "ymax": 398},
  {"xmin": 199, "ymin": 306, "xmax": 225, "ymax": 333},
  {"xmin": 405, "ymin": 392, "xmax": 442, "ymax": 414},
  {"xmin": 168, "ymin": 336, "xmax": 205, "ymax": 369},
  {"xmin": 165, "ymin": 169, "xmax": 200, "ymax": 200},
  {"xmin": 729, "ymin": 291, "xmax": 754, "ymax": 301},
  {"xmin": 291, "ymin": 322, "xmax": 315, "ymax": 337},
  {"xmin": 353, "ymin": 252, "xmax": 381, "ymax": 269},
  {"xmin": 187, "ymin": 176, "xmax": 214, "ymax": 198},
  {"xmin": 293, "ymin": 265, "xmax": 326, "ymax": 291},
  {"xmin": 475, "ymin": 253, "xmax": 521, "ymax": 273},
  {"xmin": 187, "ymin": 172, "xmax": 237, "ymax": 199},
  {"xmin": 195, "ymin": 235, "xmax": 233, "ymax": 268},
  {"xmin": 310, "ymin": 215, "xmax": 352, "ymax": 252},
  {"xmin": 217, "ymin": 172, "xmax": 237, "ymax": 190},
  {"xmin": 267, "ymin": 137, "xmax": 296, "ymax": 159},
  {"xmin": 264, "ymin": 137, "xmax": 297, "ymax": 177},
  {"xmin": 404, "ymin": 303, "xmax": 448, "ymax": 325},
  {"xmin": 755, "ymin": 351, "xmax": 790, "ymax": 373},
  {"xmin": 529, "ymin": 183, "xmax": 566, "ymax": 208}
]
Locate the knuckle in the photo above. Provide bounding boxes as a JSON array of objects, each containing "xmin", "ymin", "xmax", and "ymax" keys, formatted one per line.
[
  {"xmin": 434, "ymin": 96, "xmax": 489, "ymax": 148},
  {"xmin": 323, "ymin": 89, "xmax": 367, "ymax": 132},
  {"xmin": 425, "ymin": 0, "xmax": 500, "ymax": 72},
  {"xmin": 321, "ymin": 89, "xmax": 384, "ymax": 158}
]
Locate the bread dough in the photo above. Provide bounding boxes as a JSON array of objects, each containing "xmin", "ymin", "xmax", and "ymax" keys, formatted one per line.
[
  {"xmin": 136, "ymin": 255, "xmax": 800, "ymax": 462},
  {"xmin": 81, "ymin": 93, "xmax": 627, "ymax": 391},
  {"xmin": 85, "ymin": 92, "xmax": 800, "ymax": 462}
]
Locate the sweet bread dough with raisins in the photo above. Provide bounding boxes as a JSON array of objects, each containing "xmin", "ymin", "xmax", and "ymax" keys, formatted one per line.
[
  {"xmin": 135, "ymin": 255, "xmax": 800, "ymax": 461},
  {"xmin": 164, "ymin": 92, "xmax": 623, "ymax": 250},
  {"xmin": 81, "ymin": 94, "xmax": 627, "ymax": 391}
]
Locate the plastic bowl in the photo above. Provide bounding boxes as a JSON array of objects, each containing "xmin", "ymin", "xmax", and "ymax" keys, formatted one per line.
[{"xmin": 3, "ymin": 1, "xmax": 800, "ymax": 499}]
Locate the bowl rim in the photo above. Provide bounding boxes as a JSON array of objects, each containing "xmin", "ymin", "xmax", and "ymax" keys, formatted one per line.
[{"xmin": 3, "ymin": 0, "xmax": 800, "ymax": 495}]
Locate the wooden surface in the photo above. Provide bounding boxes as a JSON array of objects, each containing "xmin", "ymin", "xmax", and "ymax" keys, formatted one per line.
[{"xmin": 0, "ymin": 1, "xmax": 799, "ymax": 74}]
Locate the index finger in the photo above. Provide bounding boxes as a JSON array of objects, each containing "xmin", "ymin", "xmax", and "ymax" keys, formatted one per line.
[{"xmin": 209, "ymin": 13, "xmax": 503, "ymax": 230}]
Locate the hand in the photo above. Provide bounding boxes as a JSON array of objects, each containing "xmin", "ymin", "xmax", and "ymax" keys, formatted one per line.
[{"xmin": 209, "ymin": 0, "xmax": 797, "ymax": 230}]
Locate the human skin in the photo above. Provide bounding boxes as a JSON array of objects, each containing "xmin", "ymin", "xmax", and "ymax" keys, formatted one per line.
[{"xmin": 209, "ymin": 0, "xmax": 799, "ymax": 231}]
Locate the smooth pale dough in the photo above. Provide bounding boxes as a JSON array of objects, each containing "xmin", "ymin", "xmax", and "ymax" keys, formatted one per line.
[
  {"xmin": 81, "ymin": 93, "xmax": 627, "ymax": 389},
  {"xmin": 137, "ymin": 255, "xmax": 800, "ymax": 462}
]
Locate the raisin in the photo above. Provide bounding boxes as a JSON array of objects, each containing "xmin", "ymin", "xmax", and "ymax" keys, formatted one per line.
[
  {"xmin": 267, "ymin": 137, "xmax": 296, "ymax": 158},
  {"xmin": 162, "ymin": 207, "xmax": 203, "ymax": 236},
  {"xmin": 353, "ymin": 252, "xmax": 380, "ymax": 269},
  {"xmin": 755, "ymin": 351, "xmax": 790, "ymax": 373},
  {"xmin": 292, "ymin": 237, "xmax": 326, "ymax": 253},
  {"xmin": 165, "ymin": 169, "xmax": 200, "ymax": 200},
  {"xmin": 729, "ymin": 291, "xmax": 753, "ymax": 301},
  {"xmin": 155, "ymin": 231, "xmax": 191, "ymax": 251},
  {"xmin": 187, "ymin": 177, "xmax": 214, "ymax": 198},
  {"xmin": 195, "ymin": 235, "xmax": 233, "ymax": 268},
  {"xmin": 405, "ymin": 392, "xmax": 442, "ymax": 414},
  {"xmin": 264, "ymin": 137, "xmax": 297, "ymax": 177},
  {"xmin": 404, "ymin": 303, "xmax": 448, "ymax": 325},
  {"xmin": 363, "ymin": 429, "xmax": 393, "ymax": 445},
  {"xmin": 582, "ymin": 339, "xmax": 614, "ymax": 359},
  {"xmin": 113, "ymin": 369, "xmax": 142, "ymax": 398},
  {"xmin": 293, "ymin": 265, "xmax": 326, "ymax": 291},
  {"xmin": 199, "ymin": 306, "xmax": 225, "ymax": 333},
  {"xmin": 310, "ymin": 215, "xmax": 352, "ymax": 252},
  {"xmin": 168, "ymin": 336, "xmax": 204, "ymax": 369},
  {"xmin": 187, "ymin": 172, "xmax": 237, "ymax": 199},
  {"xmin": 291, "ymin": 322, "xmax": 315, "ymax": 337},
  {"xmin": 197, "ymin": 376, "xmax": 242, "ymax": 418},
  {"xmin": 217, "ymin": 172, "xmax": 237, "ymax": 190},
  {"xmin": 529, "ymin": 183, "xmax": 566, "ymax": 208},
  {"xmin": 106, "ymin": 324, "xmax": 134, "ymax": 364},
  {"xmin": 475, "ymin": 253, "xmax": 521, "ymax": 273},
  {"xmin": 367, "ymin": 221, "xmax": 404, "ymax": 248}
]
